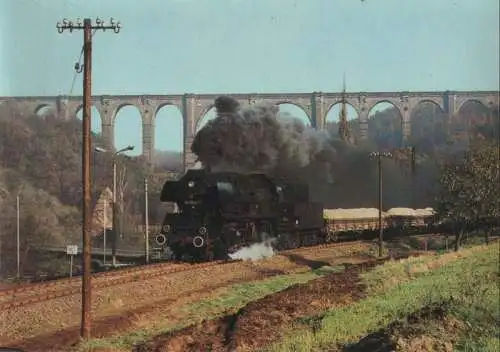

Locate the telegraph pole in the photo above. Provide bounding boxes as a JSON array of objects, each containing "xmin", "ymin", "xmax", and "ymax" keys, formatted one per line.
[
  {"xmin": 369, "ymin": 151, "xmax": 393, "ymax": 257},
  {"xmin": 56, "ymin": 17, "xmax": 121, "ymax": 340}
]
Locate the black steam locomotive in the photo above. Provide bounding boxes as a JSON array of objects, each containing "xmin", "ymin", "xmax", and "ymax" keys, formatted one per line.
[{"xmin": 154, "ymin": 169, "xmax": 325, "ymax": 261}]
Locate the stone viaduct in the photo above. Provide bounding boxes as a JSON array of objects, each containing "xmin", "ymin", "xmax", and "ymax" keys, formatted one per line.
[{"xmin": 1, "ymin": 90, "xmax": 498, "ymax": 170}]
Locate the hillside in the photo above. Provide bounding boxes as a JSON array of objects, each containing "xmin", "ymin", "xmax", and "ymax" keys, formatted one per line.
[{"xmin": 0, "ymin": 103, "xmax": 170, "ymax": 277}]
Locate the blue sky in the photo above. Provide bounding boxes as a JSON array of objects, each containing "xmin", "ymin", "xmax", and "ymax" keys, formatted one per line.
[{"xmin": 1, "ymin": 0, "xmax": 499, "ymax": 154}]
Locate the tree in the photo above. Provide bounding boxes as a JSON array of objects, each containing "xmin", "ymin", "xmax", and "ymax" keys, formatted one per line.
[
  {"xmin": 465, "ymin": 141, "xmax": 500, "ymax": 243},
  {"xmin": 434, "ymin": 140, "xmax": 499, "ymax": 250}
]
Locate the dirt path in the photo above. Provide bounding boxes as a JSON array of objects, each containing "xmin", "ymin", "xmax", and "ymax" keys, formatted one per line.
[{"xmin": 134, "ymin": 257, "xmax": 407, "ymax": 352}]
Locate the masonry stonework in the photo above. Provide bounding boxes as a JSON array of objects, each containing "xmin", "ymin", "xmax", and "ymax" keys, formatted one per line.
[{"xmin": 2, "ymin": 90, "xmax": 498, "ymax": 172}]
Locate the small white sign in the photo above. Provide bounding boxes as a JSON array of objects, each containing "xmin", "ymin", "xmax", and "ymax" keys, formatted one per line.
[{"xmin": 66, "ymin": 245, "xmax": 78, "ymax": 255}]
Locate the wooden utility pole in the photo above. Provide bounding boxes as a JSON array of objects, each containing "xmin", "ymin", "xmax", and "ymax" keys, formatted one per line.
[
  {"xmin": 56, "ymin": 17, "xmax": 121, "ymax": 340},
  {"xmin": 369, "ymin": 151, "xmax": 393, "ymax": 257}
]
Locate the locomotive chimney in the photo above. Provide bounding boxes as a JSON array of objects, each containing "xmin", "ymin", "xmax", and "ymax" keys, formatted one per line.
[{"xmin": 214, "ymin": 96, "xmax": 240, "ymax": 114}]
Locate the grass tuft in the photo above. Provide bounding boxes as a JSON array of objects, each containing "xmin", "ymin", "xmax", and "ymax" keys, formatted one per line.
[{"xmin": 265, "ymin": 243, "xmax": 499, "ymax": 352}]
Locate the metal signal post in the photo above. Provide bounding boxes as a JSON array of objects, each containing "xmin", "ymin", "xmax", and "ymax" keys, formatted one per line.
[{"xmin": 56, "ymin": 17, "xmax": 121, "ymax": 340}]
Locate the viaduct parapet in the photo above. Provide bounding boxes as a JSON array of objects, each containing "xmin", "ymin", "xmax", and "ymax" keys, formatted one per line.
[{"xmin": 1, "ymin": 90, "xmax": 498, "ymax": 171}]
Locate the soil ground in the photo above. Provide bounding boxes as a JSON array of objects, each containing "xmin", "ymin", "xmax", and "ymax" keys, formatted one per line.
[
  {"xmin": 340, "ymin": 303, "xmax": 463, "ymax": 352},
  {"xmin": 134, "ymin": 255, "xmax": 421, "ymax": 352},
  {"xmin": 1, "ymin": 236, "xmax": 457, "ymax": 352},
  {"xmin": 3, "ymin": 242, "xmax": 377, "ymax": 351}
]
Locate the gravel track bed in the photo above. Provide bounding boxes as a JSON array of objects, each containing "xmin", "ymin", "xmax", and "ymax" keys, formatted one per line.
[
  {"xmin": 0, "ymin": 264, "xmax": 185, "ymax": 304},
  {"xmin": 0, "ymin": 242, "xmax": 374, "ymax": 346}
]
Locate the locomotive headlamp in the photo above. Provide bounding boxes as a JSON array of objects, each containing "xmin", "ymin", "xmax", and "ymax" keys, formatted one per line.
[
  {"xmin": 199, "ymin": 226, "xmax": 208, "ymax": 235},
  {"xmin": 188, "ymin": 181, "xmax": 195, "ymax": 188}
]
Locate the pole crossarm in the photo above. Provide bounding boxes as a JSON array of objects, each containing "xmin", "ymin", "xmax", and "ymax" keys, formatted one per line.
[
  {"xmin": 56, "ymin": 17, "xmax": 122, "ymax": 33},
  {"xmin": 369, "ymin": 151, "xmax": 393, "ymax": 158},
  {"xmin": 370, "ymin": 147, "xmax": 416, "ymax": 175},
  {"xmin": 56, "ymin": 16, "xmax": 121, "ymax": 341}
]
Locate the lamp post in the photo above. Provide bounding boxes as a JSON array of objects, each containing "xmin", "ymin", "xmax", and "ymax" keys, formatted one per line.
[
  {"xmin": 103, "ymin": 199, "xmax": 107, "ymax": 265},
  {"xmin": 95, "ymin": 145, "xmax": 134, "ymax": 266},
  {"xmin": 144, "ymin": 177, "xmax": 149, "ymax": 264},
  {"xmin": 369, "ymin": 151, "xmax": 393, "ymax": 257}
]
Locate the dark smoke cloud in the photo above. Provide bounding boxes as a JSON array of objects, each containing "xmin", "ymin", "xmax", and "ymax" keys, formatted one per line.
[
  {"xmin": 190, "ymin": 96, "xmax": 442, "ymax": 208},
  {"xmin": 191, "ymin": 96, "xmax": 339, "ymax": 201}
]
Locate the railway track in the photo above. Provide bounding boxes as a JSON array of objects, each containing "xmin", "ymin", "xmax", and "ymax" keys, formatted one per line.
[
  {"xmin": 0, "ymin": 259, "xmax": 237, "ymax": 310},
  {"xmin": 0, "ymin": 263, "xmax": 181, "ymax": 301},
  {"xmin": 0, "ymin": 262, "xmax": 178, "ymax": 297},
  {"xmin": 0, "ymin": 240, "xmax": 375, "ymax": 311}
]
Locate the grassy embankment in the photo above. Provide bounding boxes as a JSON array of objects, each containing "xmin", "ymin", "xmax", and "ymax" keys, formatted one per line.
[
  {"xmin": 266, "ymin": 242, "xmax": 499, "ymax": 352},
  {"xmin": 78, "ymin": 266, "xmax": 343, "ymax": 351},
  {"xmin": 79, "ymin": 241, "xmax": 498, "ymax": 351}
]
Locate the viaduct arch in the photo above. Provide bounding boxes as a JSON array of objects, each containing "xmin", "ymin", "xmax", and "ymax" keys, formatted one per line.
[{"xmin": 2, "ymin": 90, "xmax": 498, "ymax": 171}]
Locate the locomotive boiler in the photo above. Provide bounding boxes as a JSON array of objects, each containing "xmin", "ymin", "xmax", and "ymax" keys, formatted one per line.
[{"xmin": 154, "ymin": 169, "xmax": 325, "ymax": 261}]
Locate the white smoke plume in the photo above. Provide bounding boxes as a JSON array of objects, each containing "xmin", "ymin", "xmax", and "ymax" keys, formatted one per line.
[{"xmin": 228, "ymin": 234, "xmax": 277, "ymax": 261}]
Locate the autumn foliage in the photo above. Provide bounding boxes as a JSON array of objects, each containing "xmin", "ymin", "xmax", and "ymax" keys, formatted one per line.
[
  {"xmin": 434, "ymin": 139, "xmax": 500, "ymax": 249},
  {"xmin": 0, "ymin": 104, "xmax": 170, "ymax": 277}
]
